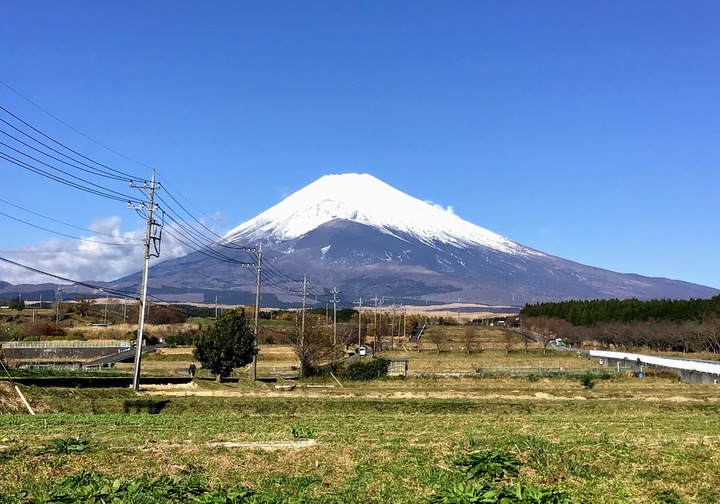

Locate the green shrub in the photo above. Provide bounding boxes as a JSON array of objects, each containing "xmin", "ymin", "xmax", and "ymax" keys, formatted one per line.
[
  {"xmin": 579, "ymin": 373, "xmax": 595, "ymax": 389},
  {"xmin": 344, "ymin": 358, "xmax": 390, "ymax": 380}
]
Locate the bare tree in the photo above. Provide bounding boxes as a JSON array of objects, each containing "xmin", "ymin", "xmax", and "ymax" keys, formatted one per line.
[
  {"xmin": 336, "ymin": 322, "xmax": 357, "ymax": 351},
  {"xmin": 502, "ymin": 328, "xmax": 514, "ymax": 354},
  {"xmin": 461, "ymin": 326, "xmax": 475, "ymax": 354},
  {"xmin": 288, "ymin": 316, "xmax": 335, "ymax": 377},
  {"xmin": 427, "ymin": 329, "xmax": 444, "ymax": 354}
]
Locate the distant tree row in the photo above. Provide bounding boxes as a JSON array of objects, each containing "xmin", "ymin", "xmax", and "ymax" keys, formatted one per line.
[
  {"xmin": 523, "ymin": 315, "xmax": 720, "ymax": 354},
  {"xmin": 1, "ymin": 297, "xmax": 26, "ymax": 310},
  {"xmin": 520, "ymin": 296, "xmax": 720, "ymax": 326}
]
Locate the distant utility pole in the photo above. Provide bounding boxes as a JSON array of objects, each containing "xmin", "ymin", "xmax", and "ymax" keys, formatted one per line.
[
  {"xmin": 130, "ymin": 169, "xmax": 161, "ymax": 392},
  {"xmin": 355, "ymin": 297, "xmax": 362, "ymax": 349},
  {"xmin": 55, "ymin": 287, "xmax": 63, "ymax": 326},
  {"xmin": 299, "ymin": 275, "xmax": 308, "ymax": 377},
  {"xmin": 390, "ymin": 303, "xmax": 397, "ymax": 351},
  {"xmin": 300, "ymin": 275, "xmax": 308, "ymax": 337},
  {"xmin": 215, "ymin": 295, "xmax": 218, "ymax": 319},
  {"xmin": 331, "ymin": 286, "xmax": 339, "ymax": 350},
  {"xmin": 104, "ymin": 294, "xmax": 109, "ymax": 324},
  {"xmin": 372, "ymin": 295, "xmax": 380, "ymax": 352},
  {"xmin": 251, "ymin": 244, "xmax": 262, "ymax": 382}
]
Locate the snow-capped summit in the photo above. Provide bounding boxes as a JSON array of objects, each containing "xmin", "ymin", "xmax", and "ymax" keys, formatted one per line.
[{"xmin": 224, "ymin": 173, "xmax": 536, "ymax": 256}]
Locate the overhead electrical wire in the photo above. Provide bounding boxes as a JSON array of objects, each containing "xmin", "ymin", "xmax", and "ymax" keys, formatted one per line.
[
  {"xmin": 0, "ymin": 150, "xmax": 142, "ymax": 204},
  {"xmin": 0, "ymin": 99, "xmax": 146, "ymax": 179},
  {"xmin": 0, "ymin": 117, "xmax": 131, "ymax": 182},
  {"xmin": 0, "ymin": 139, "xmax": 139, "ymax": 202},
  {"xmin": 0, "ymin": 209, "xmax": 140, "ymax": 247},
  {"xmin": 0, "ymin": 90, "xmax": 309, "ymax": 300},
  {"xmin": 0, "ymin": 255, "xmax": 138, "ymax": 299},
  {"xmin": 0, "ymin": 196, "xmax": 143, "ymax": 241}
]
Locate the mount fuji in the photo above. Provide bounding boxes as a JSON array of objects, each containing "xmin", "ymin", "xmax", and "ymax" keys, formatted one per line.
[{"xmin": 97, "ymin": 173, "xmax": 718, "ymax": 307}]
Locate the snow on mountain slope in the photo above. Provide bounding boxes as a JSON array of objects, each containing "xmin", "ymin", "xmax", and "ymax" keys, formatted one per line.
[{"xmin": 224, "ymin": 173, "xmax": 541, "ymax": 256}]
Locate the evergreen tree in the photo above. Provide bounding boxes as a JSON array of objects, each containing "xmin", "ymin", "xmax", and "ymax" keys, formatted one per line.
[{"xmin": 193, "ymin": 308, "xmax": 257, "ymax": 382}]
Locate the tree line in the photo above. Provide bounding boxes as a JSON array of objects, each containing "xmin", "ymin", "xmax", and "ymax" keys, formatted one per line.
[
  {"xmin": 520, "ymin": 296, "xmax": 720, "ymax": 326},
  {"xmin": 520, "ymin": 296, "xmax": 720, "ymax": 353}
]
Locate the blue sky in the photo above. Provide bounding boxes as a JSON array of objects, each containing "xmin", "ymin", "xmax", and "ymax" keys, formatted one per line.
[{"xmin": 0, "ymin": 0, "xmax": 719, "ymax": 289}]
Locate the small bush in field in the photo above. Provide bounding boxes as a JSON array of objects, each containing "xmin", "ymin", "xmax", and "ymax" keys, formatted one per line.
[{"xmin": 344, "ymin": 358, "xmax": 390, "ymax": 380}]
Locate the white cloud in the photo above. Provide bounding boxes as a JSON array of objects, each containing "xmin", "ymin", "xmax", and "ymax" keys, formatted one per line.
[
  {"xmin": 0, "ymin": 216, "xmax": 193, "ymax": 285},
  {"xmin": 425, "ymin": 200, "xmax": 455, "ymax": 215},
  {"xmin": 211, "ymin": 211, "xmax": 225, "ymax": 225}
]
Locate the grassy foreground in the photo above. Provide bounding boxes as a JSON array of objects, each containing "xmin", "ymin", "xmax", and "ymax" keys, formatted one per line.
[{"xmin": 1, "ymin": 374, "xmax": 719, "ymax": 503}]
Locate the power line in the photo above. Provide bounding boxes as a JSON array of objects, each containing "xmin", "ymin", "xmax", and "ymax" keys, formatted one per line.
[
  {"xmin": 0, "ymin": 118, "xmax": 131, "ymax": 181},
  {"xmin": 0, "ymin": 85, "xmax": 149, "ymax": 176},
  {"xmin": 0, "ymin": 209, "xmax": 140, "ymax": 247},
  {"xmin": 0, "ymin": 196, "xmax": 144, "ymax": 241},
  {"xmin": 0, "ymin": 255, "xmax": 138, "ymax": 299},
  {"xmin": 0, "ymin": 150, "xmax": 142, "ymax": 204}
]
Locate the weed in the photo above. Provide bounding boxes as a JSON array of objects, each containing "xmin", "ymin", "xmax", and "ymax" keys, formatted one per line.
[
  {"xmin": 652, "ymin": 490, "xmax": 685, "ymax": 504},
  {"xmin": 430, "ymin": 480, "xmax": 489, "ymax": 503},
  {"xmin": 698, "ymin": 488, "xmax": 720, "ymax": 504},
  {"xmin": 37, "ymin": 437, "xmax": 90, "ymax": 455},
  {"xmin": 455, "ymin": 449, "xmax": 520, "ymax": 481},
  {"xmin": 291, "ymin": 426, "xmax": 315, "ymax": 439},
  {"xmin": 1, "ymin": 471, "xmax": 254, "ymax": 503}
]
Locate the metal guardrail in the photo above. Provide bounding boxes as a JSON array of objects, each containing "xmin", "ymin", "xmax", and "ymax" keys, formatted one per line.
[{"xmin": 589, "ymin": 350, "xmax": 720, "ymax": 376}]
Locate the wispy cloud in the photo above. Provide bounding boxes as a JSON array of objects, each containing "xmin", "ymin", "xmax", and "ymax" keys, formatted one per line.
[{"xmin": 425, "ymin": 200, "xmax": 455, "ymax": 215}]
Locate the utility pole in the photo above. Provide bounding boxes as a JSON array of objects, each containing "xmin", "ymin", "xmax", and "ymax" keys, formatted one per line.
[
  {"xmin": 299, "ymin": 275, "xmax": 308, "ymax": 377},
  {"xmin": 331, "ymin": 286, "xmax": 339, "ymax": 349},
  {"xmin": 215, "ymin": 295, "xmax": 218, "ymax": 319},
  {"xmin": 130, "ymin": 170, "xmax": 160, "ymax": 392},
  {"xmin": 355, "ymin": 297, "xmax": 362, "ymax": 350},
  {"xmin": 104, "ymin": 294, "xmax": 108, "ymax": 324},
  {"xmin": 372, "ymin": 295, "xmax": 379, "ymax": 353},
  {"xmin": 251, "ymin": 244, "xmax": 262, "ymax": 382},
  {"xmin": 55, "ymin": 287, "xmax": 63, "ymax": 326},
  {"xmin": 390, "ymin": 303, "xmax": 396, "ymax": 351},
  {"xmin": 301, "ymin": 275, "xmax": 307, "ymax": 337}
]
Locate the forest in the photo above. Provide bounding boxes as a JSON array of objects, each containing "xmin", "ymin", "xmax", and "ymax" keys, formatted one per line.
[{"xmin": 519, "ymin": 296, "xmax": 720, "ymax": 353}]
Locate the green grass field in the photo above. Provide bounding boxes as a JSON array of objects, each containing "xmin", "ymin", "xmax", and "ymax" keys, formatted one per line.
[
  {"xmin": 1, "ymin": 372, "xmax": 719, "ymax": 503},
  {"xmin": 1, "ymin": 324, "xmax": 719, "ymax": 503}
]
